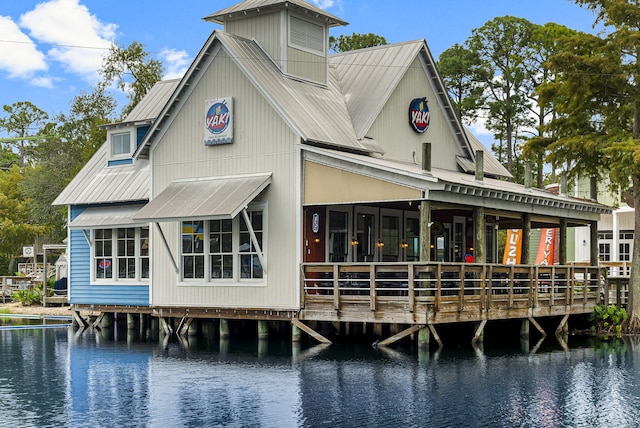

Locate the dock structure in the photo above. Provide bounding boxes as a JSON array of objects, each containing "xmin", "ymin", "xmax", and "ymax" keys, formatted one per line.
[{"xmin": 69, "ymin": 261, "xmax": 621, "ymax": 349}]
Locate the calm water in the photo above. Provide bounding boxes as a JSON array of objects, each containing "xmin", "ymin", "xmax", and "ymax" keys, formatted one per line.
[{"xmin": 1, "ymin": 326, "xmax": 640, "ymax": 427}]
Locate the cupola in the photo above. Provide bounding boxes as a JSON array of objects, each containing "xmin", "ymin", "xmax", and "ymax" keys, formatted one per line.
[{"xmin": 204, "ymin": 0, "xmax": 347, "ymax": 86}]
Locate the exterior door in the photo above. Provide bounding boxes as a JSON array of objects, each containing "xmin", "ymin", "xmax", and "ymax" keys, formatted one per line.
[{"xmin": 354, "ymin": 207, "xmax": 378, "ymax": 262}]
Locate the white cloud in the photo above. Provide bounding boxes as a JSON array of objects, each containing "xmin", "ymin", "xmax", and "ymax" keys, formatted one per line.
[
  {"xmin": 19, "ymin": 0, "xmax": 116, "ymax": 82},
  {"xmin": 311, "ymin": 0, "xmax": 335, "ymax": 8},
  {"xmin": 160, "ymin": 48, "xmax": 191, "ymax": 79},
  {"xmin": 0, "ymin": 15, "xmax": 47, "ymax": 78},
  {"xmin": 30, "ymin": 76, "xmax": 56, "ymax": 88}
]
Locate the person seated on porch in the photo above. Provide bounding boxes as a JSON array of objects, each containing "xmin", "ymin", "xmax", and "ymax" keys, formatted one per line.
[{"xmin": 465, "ymin": 251, "xmax": 474, "ymax": 263}]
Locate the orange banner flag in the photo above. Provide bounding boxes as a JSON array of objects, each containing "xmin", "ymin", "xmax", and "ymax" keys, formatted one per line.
[
  {"xmin": 535, "ymin": 228, "xmax": 556, "ymax": 265},
  {"xmin": 503, "ymin": 229, "xmax": 522, "ymax": 265}
]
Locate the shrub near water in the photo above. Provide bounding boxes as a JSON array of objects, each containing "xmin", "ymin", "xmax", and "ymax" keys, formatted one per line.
[
  {"xmin": 12, "ymin": 287, "xmax": 43, "ymax": 306},
  {"xmin": 590, "ymin": 304, "xmax": 628, "ymax": 334}
]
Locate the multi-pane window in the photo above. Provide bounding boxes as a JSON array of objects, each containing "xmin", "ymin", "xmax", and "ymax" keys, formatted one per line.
[
  {"xmin": 598, "ymin": 230, "xmax": 613, "ymax": 262},
  {"xmin": 182, "ymin": 221, "xmax": 204, "ymax": 279},
  {"xmin": 94, "ymin": 227, "xmax": 149, "ymax": 282},
  {"xmin": 619, "ymin": 243, "xmax": 631, "ymax": 261},
  {"xmin": 95, "ymin": 229, "xmax": 113, "ymax": 279},
  {"xmin": 239, "ymin": 211, "xmax": 264, "ymax": 279},
  {"xmin": 180, "ymin": 207, "xmax": 265, "ymax": 283},
  {"xmin": 111, "ymin": 132, "xmax": 131, "ymax": 157},
  {"xmin": 210, "ymin": 219, "xmax": 233, "ymax": 279},
  {"xmin": 599, "ymin": 243, "xmax": 611, "ymax": 261}
]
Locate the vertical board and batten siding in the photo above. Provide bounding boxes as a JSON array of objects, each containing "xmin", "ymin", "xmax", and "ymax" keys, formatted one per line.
[
  {"xmin": 68, "ymin": 205, "xmax": 149, "ymax": 306},
  {"xmin": 225, "ymin": 11, "xmax": 283, "ymax": 70},
  {"xmin": 150, "ymin": 52, "xmax": 300, "ymax": 310},
  {"xmin": 367, "ymin": 56, "xmax": 460, "ymax": 171},
  {"xmin": 286, "ymin": 46, "xmax": 327, "ymax": 85}
]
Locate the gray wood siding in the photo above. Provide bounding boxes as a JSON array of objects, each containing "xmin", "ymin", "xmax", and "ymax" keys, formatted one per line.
[
  {"xmin": 367, "ymin": 57, "xmax": 460, "ymax": 171},
  {"xmin": 225, "ymin": 11, "xmax": 283, "ymax": 70},
  {"xmin": 149, "ymin": 51, "xmax": 300, "ymax": 310}
]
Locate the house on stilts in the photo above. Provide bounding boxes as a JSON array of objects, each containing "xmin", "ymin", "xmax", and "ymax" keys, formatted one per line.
[{"xmin": 55, "ymin": 0, "xmax": 611, "ymax": 347}]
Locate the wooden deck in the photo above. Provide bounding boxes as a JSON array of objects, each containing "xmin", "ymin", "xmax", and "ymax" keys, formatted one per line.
[{"xmin": 299, "ymin": 263, "xmax": 605, "ymax": 325}]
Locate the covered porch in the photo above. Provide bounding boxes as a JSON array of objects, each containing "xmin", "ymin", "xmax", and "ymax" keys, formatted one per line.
[{"xmin": 299, "ymin": 147, "xmax": 610, "ymax": 344}]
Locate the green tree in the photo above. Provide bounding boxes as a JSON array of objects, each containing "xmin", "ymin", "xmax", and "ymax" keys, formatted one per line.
[
  {"xmin": 0, "ymin": 101, "xmax": 49, "ymax": 169},
  {"xmin": 438, "ymin": 43, "xmax": 488, "ymax": 125},
  {"xmin": 329, "ymin": 32, "xmax": 387, "ymax": 53},
  {"xmin": 20, "ymin": 87, "xmax": 117, "ymax": 244},
  {"xmin": 0, "ymin": 166, "xmax": 45, "ymax": 275},
  {"xmin": 466, "ymin": 16, "xmax": 536, "ymax": 178},
  {"xmin": 99, "ymin": 41, "xmax": 163, "ymax": 117},
  {"xmin": 540, "ymin": 0, "xmax": 640, "ymax": 328},
  {"xmin": 522, "ymin": 23, "xmax": 578, "ymax": 187}
]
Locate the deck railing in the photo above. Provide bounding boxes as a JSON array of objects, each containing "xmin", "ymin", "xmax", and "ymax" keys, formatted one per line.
[{"xmin": 301, "ymin": 262, "xmax": 606, "ymax": 324}]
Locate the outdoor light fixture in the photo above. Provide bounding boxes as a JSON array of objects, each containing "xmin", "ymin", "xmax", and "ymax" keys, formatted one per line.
[
  {"xmin": 377, "ymin": 240, "xmax": 385, "ymax": 248},
  {"xmin": 400, "ymin": 241, "xmax": 409, "ymax": 249},
  {"xmin": 351, "ymin": 237, "xmax": 359, "ymax": 246}
]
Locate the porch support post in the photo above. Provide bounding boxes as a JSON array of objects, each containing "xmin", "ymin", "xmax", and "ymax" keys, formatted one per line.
[
  {"xmin": 258, "ymin": 320, "xmax": 269, "ymax": 340},
  {"xmin": 219, "ymin": 318, "xmax": 230, "ymax": 339},
  {"xmin": 590, "ymin": 220, "xmax": 599, "ymax": 266},
  {"xmin": 420, "ymin": 200, "xmax": 431, "ymax": 262},
  {"xmin": 473, "ymin": 207, "xmax": 485, "ymax": 263},
  {"xmin": 522, "ymin": 213, "xmax": 531, "ymax": 264},
  {"xmin": 559, "ymin": 218, "xmax": 567, "ymax": 265}
]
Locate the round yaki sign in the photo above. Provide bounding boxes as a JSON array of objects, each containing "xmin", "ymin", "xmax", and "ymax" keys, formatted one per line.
[
  {"xmin": 206, "ymin": 101, "xmax": 231, "ymax": 135},
  {"xmin": 409, "ymin": 97, "xmax": 430, "ymax": 133}
]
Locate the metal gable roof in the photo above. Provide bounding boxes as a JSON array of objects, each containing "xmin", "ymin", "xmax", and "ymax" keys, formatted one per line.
[
  {"xmin": 204, "ymin": 0, "xmax": 347, "ymax": 27},
  {"xmin": 55, "ymin": 79, "xmax": 180, "ymax": 206},
  {"xmin": 135, "ymin": 31, "xmax": 384, "ymax": 158},
  {"xmin": 330, "ymin": 40, "xmax": 424, "ymax": 140},
  {"xmin": 52, "ymin": 144, "xmax": 150, "ymax": 206}
]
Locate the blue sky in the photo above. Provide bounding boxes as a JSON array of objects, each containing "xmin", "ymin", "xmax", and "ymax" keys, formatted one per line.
[{"xmin": 0, "ymin": 0, "xmax": 600, "ymax": 141}]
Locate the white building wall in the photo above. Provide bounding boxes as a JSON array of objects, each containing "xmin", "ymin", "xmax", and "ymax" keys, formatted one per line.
[
  {"xmin": 367, "ymin": 57, "xmax": 460, "ymax": 171},
  {"xmin": 149, "ymin": 52, "xmax": 300, "ymax": 310}
]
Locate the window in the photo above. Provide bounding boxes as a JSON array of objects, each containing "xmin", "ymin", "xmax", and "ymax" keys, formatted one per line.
[
  {"xmin": 328, "ymin": 210, "xmax": 348, "ymax": 262},
  {"xmin": 619, "ymin": 243, "xmax": 631, "ymax": 261},
  {"xmin": 599, "ymin": 243, "xmax": 611, "ymax": 261},
  {"xmin": 180, "ymin": 206, "xmax": 266, "ymax": 283},
  {"xmin": 93, "ymin": 227, "xmax": 149, "ymax": 282},
  {"xmin": 111, "ymin": 132, "xmax": 131, "ymax": 157},
  {"xmin": 289, "ymin": 15, "xmax": 324, "ymax": 54}
]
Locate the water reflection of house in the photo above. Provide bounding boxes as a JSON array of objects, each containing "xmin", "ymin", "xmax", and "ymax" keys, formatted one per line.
[{"xmin": 55, "ymin": 0, "xmax": 610, "ymax": 345}]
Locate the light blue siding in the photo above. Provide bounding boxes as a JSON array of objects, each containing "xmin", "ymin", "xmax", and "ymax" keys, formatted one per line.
[{"xmin": 69, "ymin": 205, "xmax": 149, "ymax": 306}]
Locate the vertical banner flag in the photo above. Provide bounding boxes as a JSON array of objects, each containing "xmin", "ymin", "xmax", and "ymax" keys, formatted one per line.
[
  {"xmin": 502, "ymin": 229, "xmax": 522, "ymax": 265},
  {"xmin": 535, "ymin": 228, "xmax": 556, "ymax": 265}
]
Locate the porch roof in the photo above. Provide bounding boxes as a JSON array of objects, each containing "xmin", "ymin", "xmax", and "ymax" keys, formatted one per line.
[
  {"xmin": 133, "ymin": 173, "xmax": 271, "ymax": 222},
  {"xmin": 303, "ymin": 146, "xmax": 611, "ymax": 221}
]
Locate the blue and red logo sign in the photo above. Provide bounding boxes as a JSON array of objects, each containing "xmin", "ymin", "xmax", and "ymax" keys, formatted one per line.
[
  {"xmin": 409, "ymin": 97, "xmax": 430, "ymax": 133},
  {"xmin": 206, "ymin": 101, "xmax": 230, "ymax": 135}
]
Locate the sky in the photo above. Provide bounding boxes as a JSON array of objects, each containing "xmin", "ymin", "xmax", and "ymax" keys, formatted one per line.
[{"xmin": 0, "ymin": 0, "xmax": 601, "ymax": 142}]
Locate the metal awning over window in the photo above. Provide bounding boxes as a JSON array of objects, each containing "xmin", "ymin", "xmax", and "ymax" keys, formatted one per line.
[
  {"xmin": 133, "ymin": 173, "xmax": 272, "ymax": 222},
  {"xmin": 69, "ymin": 204, "xmax": 147, "ymax": 229}
]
